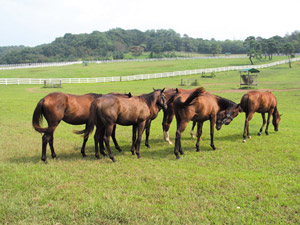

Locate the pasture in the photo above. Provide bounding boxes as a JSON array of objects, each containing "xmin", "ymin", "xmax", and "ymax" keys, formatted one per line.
[{"xmin": 0, "ymin": 57, "xmax": 299, "ymax": 224}]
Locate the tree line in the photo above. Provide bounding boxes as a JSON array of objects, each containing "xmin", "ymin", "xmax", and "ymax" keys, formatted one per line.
[{"xmin": 0, "ymin": 28, "xmax": 299, "ymax": 64}]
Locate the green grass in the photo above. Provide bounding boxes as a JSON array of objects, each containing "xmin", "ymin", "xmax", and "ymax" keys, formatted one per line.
[
  {"xmin": 0, "ymin": 58, "xmax": 299, "ymax": 224},
  {"xmin": 0, "ymin": 56, "xmax": 287, "ymax": 79}
]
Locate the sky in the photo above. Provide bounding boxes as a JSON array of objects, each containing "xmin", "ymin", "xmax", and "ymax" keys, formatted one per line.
[{"xmin": 0, "ymin": 0, "xmax": 299, "ymax": 47}]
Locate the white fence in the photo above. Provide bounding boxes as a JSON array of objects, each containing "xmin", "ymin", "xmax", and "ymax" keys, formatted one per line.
[{"xmin": 1, "ymin": 58, "xmax": 299, "ymax": 85}]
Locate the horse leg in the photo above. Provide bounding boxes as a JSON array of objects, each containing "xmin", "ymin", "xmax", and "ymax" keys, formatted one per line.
[
  {"xmin": 80, "ymin": 136, "xmax": 88, "ymax": 157},
  {"xmin": 210, "ymin": 117, "xmax": 216, "ymax": 150},
  {"xmin": 145, "ymin": 120, "xmax": 151, "ymax": 148},
  {"xmin": 111, "ymin": 124, "xmax": 122, "ymax": 152},
  {"xmin": 93, "ymin": 128, "xmax": 100, "ymax": 159},
  {"xmin": 48, "ymin": 133, "xmax": 57, "ymax": 159},
  {"xmin": 131, "ymin": 125, "xmax": 137, "ymax": 155},
  {"xmin": 258, "ymin": 113, "xmax": 266, "ymax": 136},
  {"xmin": 163, "ymin": 113, "xmax": 174, "ymax": 145},
  {"xmin": 190, "ymin": 121, "xmax": 197, "ymax": 138},
  {"xmin": 174, "ymin": 120, "xmax": 188, "ymax": 159},
  {"xmin": 80, "ymin": 123, "xmax": 89, "ymax": 157},
  {"xmin": 103, "ymin": 124, "xmax": 116, "ymax": 162},
  {"xmin": 99, "ymin": 127, "xmax": 106, "ymax": 157},
  {"xmin": 195, "ymin": 122, "xmax": 203, "ymax": 152},
  {"xmin": 136, "ymin": 121, "xmax": 146, "ymax": 159},
  {"xmin": 265, "ymin": 109, "xmax": 274, "ymax": 135},
  {"xmin": 41, "ymin": 133, "xmax": 50, "ymax": 162},
  {"xmin": 243, "ymin": 112, "xmax": 254, "ymax": 142}
]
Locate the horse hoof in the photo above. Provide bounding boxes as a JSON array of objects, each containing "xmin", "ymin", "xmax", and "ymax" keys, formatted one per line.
[
  {"xmin": 176, "ymin": 156, "xmax": 180, "ymax": 160},
  {"xmin": 257, "ymin": 132, "xmax": 261, "ymax": 136},
  {"xmin": 111, "ymin": 158, "xmax": 116, "ymax": 162},
  {"xmin": 242, "ymin": 139, "xmax": 246, "ymax": 143},
  {"xmin": 265, "ymin": 132, "xmax": 269, "ymax": 136},
  {"xmin": 248, "ymin": 136, "xmax": 252, "ymax": 139},
  {"xmin": 168, "ymin": 141, "xmax": 173, "ymax": 145}
]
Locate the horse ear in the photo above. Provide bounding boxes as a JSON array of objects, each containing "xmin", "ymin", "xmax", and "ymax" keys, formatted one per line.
[
  {"xmin": 176, "ymin": 88, "xmax": 179, "ymax": 94},
  {"xmin": 153, "ymin": 88, "xmax": 156, "ymax": 91},
  {"xmin": 280, "ymin": 114, "xmax": 283, "ymax": 117},
  {"xmin": 128, "ymin": 92, "xmax": 132, "ymax": 98},
  {"xmin": 161, "ymin": 88, "xmax": 165, "ymax": 93}
]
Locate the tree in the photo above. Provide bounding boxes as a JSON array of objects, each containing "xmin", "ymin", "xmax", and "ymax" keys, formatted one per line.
[
  {"xmin": 210, "ymin": 42, "xmax": 222, "ymax": 56},
  {"xmin": 283, "ymin": 43, "xmax": 295, "ymax": 68},
  {"xmin": 244, "ymin": 36, "xmax": 262, "ymax": 65}
]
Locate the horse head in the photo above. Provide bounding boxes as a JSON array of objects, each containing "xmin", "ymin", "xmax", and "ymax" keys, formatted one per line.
[
  {"xmin": 153, "ymin": 88, "xmax": 167, "ymax": 111},
  {"xmin": 272, "ymin": 110, "xmax": 281, "ymax": 131},
  {"xmin": 216, "ymin": 105, "xmax": 240, "ymax": 130}
]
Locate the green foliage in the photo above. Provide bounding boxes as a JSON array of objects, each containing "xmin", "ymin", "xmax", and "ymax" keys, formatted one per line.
[
  {"xmin": 0, "ymin": 59, "xmax": 300, "ymax": 224},
  {"xmin": 1, "ymin": 28, "xmax": 298, "ymax": 64}
]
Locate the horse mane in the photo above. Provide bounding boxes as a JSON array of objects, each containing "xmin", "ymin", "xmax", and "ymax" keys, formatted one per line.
[
  {"xmin": 88, "ymin": 93, "xmax": 103, "ymax": 98},
  {"xmin": 215, "ymin": 95, "xmax": 237, "ymax": 110}
]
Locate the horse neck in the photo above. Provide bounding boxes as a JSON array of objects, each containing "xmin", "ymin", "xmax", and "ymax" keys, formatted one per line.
[
  {"xmin": 140, "ymin": 92, "xmax": 160, "ymax": 112},
  {"xmin": 215, "ymin": 95, "xmax": 236, "ymax": 110}
]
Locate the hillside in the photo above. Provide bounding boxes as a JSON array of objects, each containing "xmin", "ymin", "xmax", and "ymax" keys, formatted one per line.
[{"xmin": 0, "ymin": 28, "xmax": 299, "ymax": 64}]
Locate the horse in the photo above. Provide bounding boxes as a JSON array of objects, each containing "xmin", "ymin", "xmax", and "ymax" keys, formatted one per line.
[
  {"xmin": 238, "ymin": 90, "xmax": 281, "ymax": 142},
  {"xmin": 162, "ymin": 88, "xmax": 203, "ymax": 145},
  {"xmin": 162, "ymin": 88, "xmax": 239, "ymax": 145},
  {"xmin": 32, "ymin": 92, "xmax": 131, "ymax": 162},
  {"xmin": 173, "ymin": 87, "xmax": 239, "ymax": 159},
  {"xmin": 78, "ymin": 89, "xmax": 167, "ymax": 162}
]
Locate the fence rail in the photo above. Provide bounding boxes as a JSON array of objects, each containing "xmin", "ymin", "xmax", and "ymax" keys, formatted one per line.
[{"xmin": 1, "ymin": 58, "xmax": 299, "ymax": 85}]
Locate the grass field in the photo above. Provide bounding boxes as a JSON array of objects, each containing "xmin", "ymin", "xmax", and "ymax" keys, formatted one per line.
[{"xmin": 0, "ymin": 57, "xmax": 299, "ymax": 224}]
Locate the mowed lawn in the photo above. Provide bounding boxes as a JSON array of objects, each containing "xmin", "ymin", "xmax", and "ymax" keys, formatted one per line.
[{"xmin": 0, "ymin": 59, "xmax": 299, "ymax": 224}]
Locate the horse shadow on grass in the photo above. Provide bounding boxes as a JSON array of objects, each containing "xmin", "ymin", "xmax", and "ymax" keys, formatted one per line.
[{"xmin": 8, "ymin": 133, "xmax": 243, "ymax": 164}]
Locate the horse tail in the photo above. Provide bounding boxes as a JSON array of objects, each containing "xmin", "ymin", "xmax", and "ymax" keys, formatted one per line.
[
  {"xmin": 32, "ymin": 98, "xmax": 48, "ymax": 134},
  {"xmin": 177, "ymin": 87, "xmax": 205, "ymax": 108},
  {"xmin": 239, "ymin": 93, "xmax": 250, "ymax": 112},
  {"xmin": 74, "ymin": 100, "xmax": 97, "ymax": 139}
]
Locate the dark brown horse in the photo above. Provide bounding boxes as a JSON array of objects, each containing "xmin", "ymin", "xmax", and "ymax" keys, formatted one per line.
[
  {"xmin": 162, "ymin": 88, "xmax": 239, "ymax": 145},
  {"xmin": 32, "ymin": 92, "xmax": 131, "ymax": 162},
  {"xmin": 79, "ymin": 89, "xmax": 167, "ymax": 162},
  {"xmin": 173, "ymin": 87, "xmax": 239, "ymax": 159},
  {"xmin": 238, "ymin": 90, "xmax": 281, "ymax": 142}
]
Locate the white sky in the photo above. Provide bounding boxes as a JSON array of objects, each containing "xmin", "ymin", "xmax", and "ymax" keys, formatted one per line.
[{"xmin": 0, "ymin": 0, "xmax": 299, "ymax": 47}]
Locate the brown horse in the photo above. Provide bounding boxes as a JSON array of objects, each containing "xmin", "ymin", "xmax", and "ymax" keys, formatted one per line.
[
  {"xmin": 238, "ymin": 90, "xmax": 281, "ymax": 142},
  {"xmin": 162, "ymin": 88, "xmax": 239, "ymax": 145},
  {"xmin": 32, "ymin": 92, "xmax": 131, "ymax": 162},
  {"xmin": 173, "ymin": 87, "xmax": 239, "ymax": 159},
  {"xmin": 162, "ymin": 88, "xmax": 201, "ymax": 144},
  {"xmin": 79, "ymin": 89, "xmax": 167, "ymax": 162}
]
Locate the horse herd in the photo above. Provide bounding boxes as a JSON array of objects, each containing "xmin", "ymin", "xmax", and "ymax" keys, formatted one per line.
[{"xmin": 32, "ymin": 88, "xmax": 281, "ymax": 163}]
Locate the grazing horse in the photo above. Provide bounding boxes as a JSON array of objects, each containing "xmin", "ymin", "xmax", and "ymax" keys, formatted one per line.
[
  {"xmin": 162, "ymin": 88, "xmax": 239, "ymax": 145},
  {"xmin": 238, "ymin": 90, "xmax": 281, "ymax": 142},
  {"xmin": 32, "ymin": 92, "xmax": 131, "ymax": 162},
  {"xmin": 79, "ymin": 89, "xmax": 167, "ymax": 162},
  {"xmin": 173, "ymin": 87, "xmax": 239, "ymax": 159}
]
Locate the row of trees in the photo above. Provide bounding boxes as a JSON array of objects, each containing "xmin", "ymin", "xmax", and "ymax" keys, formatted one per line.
[{"xmin": 0, "ymin": 28, "xmax": 299, "ymax": 64}]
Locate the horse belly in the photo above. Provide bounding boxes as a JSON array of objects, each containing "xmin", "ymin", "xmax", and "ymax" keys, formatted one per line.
[{"xmin": 63, "ymin": 111, "xmax": 88, "ymax": 125}]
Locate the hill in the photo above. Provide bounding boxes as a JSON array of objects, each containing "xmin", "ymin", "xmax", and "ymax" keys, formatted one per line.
[{"xmin": 0, "ymin": 28, "xmax": 299, "ymax": 64}]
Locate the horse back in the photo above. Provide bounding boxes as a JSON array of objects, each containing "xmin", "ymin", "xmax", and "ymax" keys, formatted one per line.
[
  {"xmin": 97, "ymin": 95, "xmax": 150, "ymax": 126},
  {"xmin": 240, "ymin": 91, "xmax": 277, "ymax": 113},
  {"xmin": 43, "ymin": 92, "xmax": 96, "ymax": 125},
  {"xmin": 175, "ymin": 91, "xmax": 219, "ymax": 122}
]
